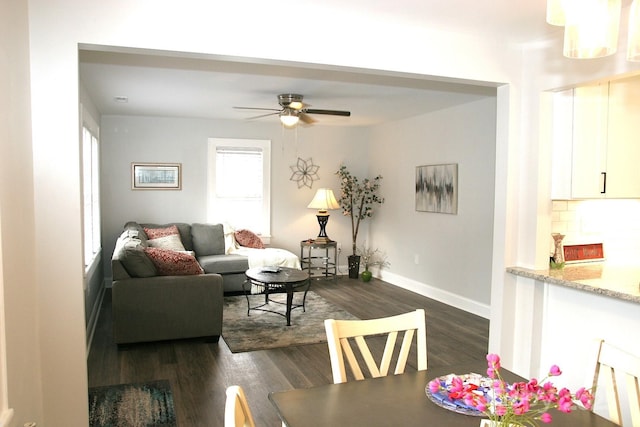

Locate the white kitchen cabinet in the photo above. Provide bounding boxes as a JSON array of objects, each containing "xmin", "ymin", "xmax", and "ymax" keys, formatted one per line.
[
  {"xmin": 605, "ymin": 75, "xmax": 640, "ymax": 198},
  {"xmin": 550, "ymin": 88, "xmax": 574, "ymax": 200},
  {"xmin": 552, "ymin": 75, "xmax": 640, "ymax": 199},
  {"xmin": 570, "ymin": 82, "xmax": 609, "ymax": 198}
]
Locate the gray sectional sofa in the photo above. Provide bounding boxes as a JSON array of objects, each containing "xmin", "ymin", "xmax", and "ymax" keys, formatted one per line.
[
  {"xmin": 113, "ymin": 221, "xmax": 250, "ymax": 293},
  {"xmin": 111, "ymin": 221, "xmax": 251, "ymax": 345}
]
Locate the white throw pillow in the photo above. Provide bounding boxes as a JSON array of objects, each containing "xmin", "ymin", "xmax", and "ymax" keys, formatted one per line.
[{"xmin": 147, "ymin": 234, "xmax": 186, "ymax": 252}]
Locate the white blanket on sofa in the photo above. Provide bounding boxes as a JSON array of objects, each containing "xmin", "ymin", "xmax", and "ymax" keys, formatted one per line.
[
  {"xmin": 230, "ymin": 247, "xmax": 301, "ymax": 269},
  {"xmin": 230, "ymin": 247, "xmax": 302, "ymax": 294}
]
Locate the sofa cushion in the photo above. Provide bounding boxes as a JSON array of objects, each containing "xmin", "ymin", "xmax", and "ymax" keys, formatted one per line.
[
  {"xmin": 113, "ymin": 231, "xmax": 157, "ymax": 278},
  {"xmin": 123, "ymin": 221, "xmax": 148, "ymax": 246},
  {"xmin": 142, "ymin": 223, "xmax": 193, "ymax": 251},
  {"xmin": 144, "ymin": 247, "xmax": 204, "ymax": 276},
  {"xmin": 234, "ymin": 229, "xmax": 264, "ymax": 249},
  {"xmin": 191, "ymin": 223, "xmax": 225, "ymax": 256},
  {"xmin": 198, "ymin": 254, "xmax": 249, "ymax": 275},
  {"xmin": 144, "ymin": 224, "xmax": 180, "ymax": 239},
  {"xmin": 120, "ymin": 242, "xmax": 157, "ymax": 278},
  {"xmin": 147, "ymin": 234, "xmax": 186, "ymax": 251}
]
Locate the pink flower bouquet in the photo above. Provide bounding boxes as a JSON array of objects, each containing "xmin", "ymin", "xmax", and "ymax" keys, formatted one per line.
[{"xmin": 427, "ymin": 354, "xmax": 594, "ymax": 426}]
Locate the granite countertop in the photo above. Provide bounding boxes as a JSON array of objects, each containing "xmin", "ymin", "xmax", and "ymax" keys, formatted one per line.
[{"xmin": 507, "ymin": 263, "xmax": 640, "ymax": 304}]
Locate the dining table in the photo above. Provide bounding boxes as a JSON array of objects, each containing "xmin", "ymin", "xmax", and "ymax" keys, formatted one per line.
[{"xmin": 268, "ymin": 362, "xmax": 618, "ymax": 427}]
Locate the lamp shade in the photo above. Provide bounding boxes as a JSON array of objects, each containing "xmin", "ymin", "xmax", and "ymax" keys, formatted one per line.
[
  {"xmin": 307, "ymin": 188, "xmax": 340, "ymax": 213},
  {"xmin": 308, "ymin": 188, "xmax": 339, "ymax": 243},
  {"xmin": 563, "ymin": 0, "xmax": 621, "ymax": 59}
]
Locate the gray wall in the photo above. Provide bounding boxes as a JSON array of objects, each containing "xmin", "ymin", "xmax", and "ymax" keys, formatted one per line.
[
  {"xmin": 99, "ymin": 93, "xmax": 496, "ymax": 310},
  {"xmin": 100, "ymin": 115, "xmax": 370, "ymax": 278},
  {"xmin": 370, "ymin": 97, "xmax": 497, "ymax": 305}
]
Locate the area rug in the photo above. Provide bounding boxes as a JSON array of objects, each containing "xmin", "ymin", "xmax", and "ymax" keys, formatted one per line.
[
  {"xmin": 88, "ymin": 380, "xmax": 176, "ymax": 427},
  {"xmin": 222, "ymin": 291, "xmax": 358, "ymax": 353}
]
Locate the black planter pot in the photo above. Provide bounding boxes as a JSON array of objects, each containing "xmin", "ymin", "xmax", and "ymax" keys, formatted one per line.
[{"xmin": 348, "ymin": 255, "xmax": 361, "ymax": 279}]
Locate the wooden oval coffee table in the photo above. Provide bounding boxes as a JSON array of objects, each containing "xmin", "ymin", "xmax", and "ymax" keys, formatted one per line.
[{"xmin": 243, "ymin": 267, "xmax": 310, "ymax": 326}]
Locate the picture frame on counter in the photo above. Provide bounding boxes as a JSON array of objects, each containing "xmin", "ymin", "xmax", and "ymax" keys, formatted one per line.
[{"xmin": 131, "ymin": 162, "xmax": 182, "ymax": 190}]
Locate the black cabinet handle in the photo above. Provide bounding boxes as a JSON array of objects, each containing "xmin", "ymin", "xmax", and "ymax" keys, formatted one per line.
[{"xmin": 601, "ymin": 172, "xmax": 607, "ymax": 194}]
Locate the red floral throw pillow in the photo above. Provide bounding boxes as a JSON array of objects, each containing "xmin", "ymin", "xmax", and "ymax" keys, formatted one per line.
[
  {"xmin": 144, "ymin": 247, "xmax": 204, "ymax": 276},
  {"xmin": 234, "ymin": 229, "xmax": 264, "ymax": 249},
  {"xmin": 144, "ymin": 224, "xmax": 180, "ymax": 239}
]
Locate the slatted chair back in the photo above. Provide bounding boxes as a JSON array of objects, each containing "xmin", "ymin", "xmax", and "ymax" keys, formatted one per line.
[
  {"xmin": 591, "ymin": 339, "xmax": 640, "ymax": 426},
  {"xmin": 224, "ymin": 385, "xmax": 256, "ymax": 427},
  {"xmin": 324, "ymin": 309, "xmax": 427, "ymax": 384}
]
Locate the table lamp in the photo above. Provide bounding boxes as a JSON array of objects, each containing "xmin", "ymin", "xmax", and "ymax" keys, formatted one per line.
[{"xmin": 307, "ymin": 188, "xmax": 340, "ymax": 243}]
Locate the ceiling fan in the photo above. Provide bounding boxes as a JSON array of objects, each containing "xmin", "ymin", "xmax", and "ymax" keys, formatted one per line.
[{"xmin": 233, "ymin": 93, "xmax": 351, "ymax": 127}]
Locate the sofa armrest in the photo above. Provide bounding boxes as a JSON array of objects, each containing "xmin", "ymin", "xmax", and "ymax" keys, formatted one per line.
[
  {"xmin": 112, "ymin": 273, "xmax": 224, "ymax": 344},
  {"xmin": 111, "ymin": 258, "xmax": 131, "ymax": 281}
]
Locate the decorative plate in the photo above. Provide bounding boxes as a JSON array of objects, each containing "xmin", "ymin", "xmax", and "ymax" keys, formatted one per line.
[{"xmin": 425, "ymin": 373, "xmax": 492, "ymax": 417}]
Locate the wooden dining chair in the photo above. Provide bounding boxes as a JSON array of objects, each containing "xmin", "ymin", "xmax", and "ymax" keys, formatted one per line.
[
  {"xmin": 224, "ymin": 385, "xmax": 256, "ymax": 427},
  {"xmin": 324, "ymin": 308, "xmax": 427, "ymax": 384},
  {"xmin": 591, "ymin": 339, "xmax": 640, "ymax": 426}
]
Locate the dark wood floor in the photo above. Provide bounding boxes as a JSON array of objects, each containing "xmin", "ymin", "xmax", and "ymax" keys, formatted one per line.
[{"xmin": 87, "ymin": 276, "xmax": 489, "ymax": 426}]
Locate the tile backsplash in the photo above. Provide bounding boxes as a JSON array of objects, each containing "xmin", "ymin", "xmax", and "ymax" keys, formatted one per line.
[{"xmin": 551, "ymin": 199, "xmax": 640, "ymax": 265}]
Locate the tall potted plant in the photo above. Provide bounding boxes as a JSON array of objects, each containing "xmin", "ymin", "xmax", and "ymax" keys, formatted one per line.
[{"xmin": 336, "ymin": 164, "xmax": 384, "ymax": 278}]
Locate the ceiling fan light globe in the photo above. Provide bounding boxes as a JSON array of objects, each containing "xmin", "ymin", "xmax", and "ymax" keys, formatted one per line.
[{"xmin": 280, "ymin": 114, "xmax": 299, "ymax": 127}]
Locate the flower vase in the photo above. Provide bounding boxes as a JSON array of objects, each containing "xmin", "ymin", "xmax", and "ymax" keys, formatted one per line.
[{"xmin": 361, "ymin": 270, "xmax": 372, "ymax": 282}]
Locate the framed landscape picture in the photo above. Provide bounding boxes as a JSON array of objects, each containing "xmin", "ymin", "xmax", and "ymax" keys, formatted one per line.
[
  {"xmin": 132, "ymin": 162, "xmax": 182, "ymax": 190},
  {"xmin": 415, "ymin": 163, "xmax": 458, "ymax": 214}
]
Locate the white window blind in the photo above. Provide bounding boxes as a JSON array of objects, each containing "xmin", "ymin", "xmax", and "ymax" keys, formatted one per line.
[
  {"xmin": 82, "ymin": 108, "xmax": 101, "ymax": 268},
  {"xmin": 207, "ymin": 139, "xmax": 271, "ymax": 238}
]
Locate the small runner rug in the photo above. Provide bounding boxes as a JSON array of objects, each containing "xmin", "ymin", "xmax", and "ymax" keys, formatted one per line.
[
  {"xmin": 222, "ymin": 291, "xmax": 358, "ymax": 353},
  {"xmin": 88, "ymin": 380, "xmax": 176, "ymax": 427}
]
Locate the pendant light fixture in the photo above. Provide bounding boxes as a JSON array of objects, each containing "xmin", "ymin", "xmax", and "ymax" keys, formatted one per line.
[
  {"xmin": 628, "ymin": 0, "xmax": 640, "ymax": 60},
  {"xmin": 546, "ymin": 0, "xmax": 566, "ymax": 26},
  {"xmin": 563, "ymin": 0, "xmax": 621, "ymax": 59}
]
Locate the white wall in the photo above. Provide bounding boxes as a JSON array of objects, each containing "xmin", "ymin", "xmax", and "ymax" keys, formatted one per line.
[
  {"xmin": 25, "ymin": 0, "xmax": 521, "ymax": 425},
  {"xmin": 370, "ymin": 97, "xmax": 497, "ymax": 312},
  {"xmin": 100, "ymin": 114, "xmax": 370, "ymax": 276},
  {"xmin": 551, "ymin": 199, "xmax": 640, "ymax": 264},
  {"xmin": 0, "ymin": 1, "xmax": 43, "ymax": 426}
]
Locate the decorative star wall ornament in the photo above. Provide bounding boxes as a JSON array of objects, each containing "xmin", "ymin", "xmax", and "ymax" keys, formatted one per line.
[{"xmin": 290, "ymin": 157, "xmax": 320, "ymax": 189}]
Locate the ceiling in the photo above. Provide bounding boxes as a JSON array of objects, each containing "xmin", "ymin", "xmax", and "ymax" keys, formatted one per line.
[{"xmin": 79, "ymin": 1, "xmax": 560, "ymax": 127}]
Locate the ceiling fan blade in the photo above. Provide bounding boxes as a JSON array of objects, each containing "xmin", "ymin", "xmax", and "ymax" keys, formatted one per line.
[
  {"xmin": 304, "ymin": 108, "xmax": 351, "ymax": 117},
  {"xmin": 245, "ymin": 112, "xmax": 279, "ymax": 120},
  {"xmin": 298, "ymin": 112, "xmax": 317, "ymax": 124},
  {"xmin": 233, "ymin": 106, "xmax": 281, "ymax": 112}
]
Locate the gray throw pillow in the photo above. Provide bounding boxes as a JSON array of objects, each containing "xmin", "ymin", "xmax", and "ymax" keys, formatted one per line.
[
  {"xmin": 191, "ymin": 223, "xmax": 225, "ymax": 256},
  {"xmin": 120, "ymin": 239, "xmax": 157, "ymax": 278},
  {"xmin": 123, "ymin": 221, "xmax": 148, "ymax": 246}
]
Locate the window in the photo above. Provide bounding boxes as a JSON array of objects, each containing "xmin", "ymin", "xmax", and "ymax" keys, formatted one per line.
[
  {"xmin": 207, "ymin": 138, "xmax": 271, "ymax": 239},
  {"xmin": 82, "ymin": 107, "xmax": 101, "ymax": 269}
]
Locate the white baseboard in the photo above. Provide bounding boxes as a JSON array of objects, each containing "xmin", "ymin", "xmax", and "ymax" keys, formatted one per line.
[{"xmin": 376, "ymin": 270, "xmax": 490, "ymax": 319}]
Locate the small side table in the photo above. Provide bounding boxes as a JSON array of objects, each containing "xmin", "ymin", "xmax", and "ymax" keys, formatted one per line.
[{"xmin": 300, "ymin": 240, "xmax": 337, "ymax": 281}]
